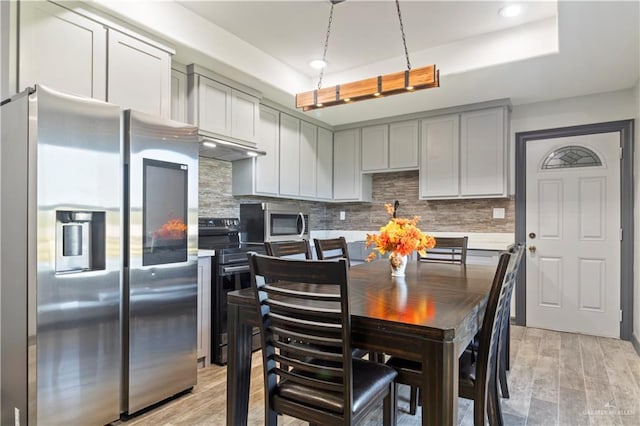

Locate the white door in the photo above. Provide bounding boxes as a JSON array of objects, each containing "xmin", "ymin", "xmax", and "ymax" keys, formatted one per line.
[{"xmin": 525, "ymin": 132, "xmax": 620, "ymax": 338}]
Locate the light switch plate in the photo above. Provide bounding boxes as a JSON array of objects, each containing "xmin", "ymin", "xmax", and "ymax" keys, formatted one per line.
[
  {"xmin": 339, "ymin": 211, "xmax": 346, "ymax": 220},
  {"xmin": 493, "ymin": 208, "xmax": 505, "ymax": 219}
]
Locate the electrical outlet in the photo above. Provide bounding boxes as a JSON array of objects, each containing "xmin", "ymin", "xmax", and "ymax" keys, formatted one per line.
[
  {"xmin": 15, "ymin": 407, "xmax": 20, "ymax": 426},
  {"xmin": 493, "ymin": 208, "xmax": 505, "ymax": 219},
  {"xmin": 339, "ymin": 211, "xmax": 346, "ymax": 220}
]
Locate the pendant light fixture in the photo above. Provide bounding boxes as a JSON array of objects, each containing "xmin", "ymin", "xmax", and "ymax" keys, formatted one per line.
[{"xmin": 296, "ymin": 0, "xmax": 440, "ymax": 111}]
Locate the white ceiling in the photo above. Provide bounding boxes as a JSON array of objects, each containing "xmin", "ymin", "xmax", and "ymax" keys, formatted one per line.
[
  {"xmin": 177, "ymin": 1, "xmax": 557, "ymax": 78},
  {"xmin": 95, "ymin": 0, "xmax": 640, "ymax": 126}
]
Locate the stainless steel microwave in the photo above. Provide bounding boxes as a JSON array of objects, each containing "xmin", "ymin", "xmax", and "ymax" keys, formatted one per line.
[{"xmin": 240, "ymin": 203, "xmax": 310, "ymax": 242}]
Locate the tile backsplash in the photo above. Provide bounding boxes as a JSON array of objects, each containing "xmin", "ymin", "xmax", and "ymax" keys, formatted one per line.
[{"xmin": 198, "ymin": 157, "xmax": 514, "ymax": 233}]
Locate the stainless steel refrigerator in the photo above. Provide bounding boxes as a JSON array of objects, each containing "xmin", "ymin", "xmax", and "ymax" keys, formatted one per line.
[{"xmin": 1, "ymin": 85, "xmax": 199, "ymax": 425}]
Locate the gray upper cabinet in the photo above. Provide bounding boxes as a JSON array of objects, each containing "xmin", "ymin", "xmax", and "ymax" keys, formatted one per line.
[
  {"xmin": 299, "ymin": 121, "xmax": 318, "ymax": 198},
  {"xmin": 361, "ymin": 125, "xmax": 388, "ymax": 172},
  {"xmin": 360, "ymin": 120, "xmax": 419, "ymax": 173},
  {"xmin": 279, "ymin": 113, "xmax": 301, "ymax": 197},
  {"xmin": 255, "ymin": 106, "xmax": 280, "ymax": 195},
  {"xmin": 19, "ymin": 1, "xmax": 107, "ymax": 100},
  {"xmin": 19, "ymin": 1, "xmax": 172, "ymax": 118},
  {"xmin": 333, "ymin": 129, "xmax": 372, "ymax": 202},
  {"xmin": 389, "ymin": 120, "xmax": 419, "ymax": 169},
  {"xmin": 188, "ymin": 66, "xmax": 260, "ymax": 145},
  {"xmin": 419, "ymin": 106, "xmax": 508, "ymax": 200},
  {"xmin": 316, "ymin": 127, "xmax": 334, "ymax": 200},
  {"xmin": 197, "ymin": 77, "xmax": 232, "ymax": 136},
  {"xmin": 107, "ymin": 30, "xmax": 171, "ymax": 118},
  {"xmin": 171, "ymin": 67, "xmax": 188, "ymax": 123},
  {"xmin": 420, "ymin": 114, "xmax": 460, "ymax": 198},
  {"xmin": 231, "ymin": 90, "xmax": 259, "ymax": 142},
  {"xmin": 460, "ymin": 107, "xmax": 507, "ymax": 197},
  {"xmin": 232, "ymin": 104, "xmax": 280, "ymax": 196}
]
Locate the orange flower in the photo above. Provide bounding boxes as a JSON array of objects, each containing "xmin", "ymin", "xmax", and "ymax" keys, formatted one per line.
[{"xmin": 365, "ymin": 204, "xmax": 436, "ymax": 261}]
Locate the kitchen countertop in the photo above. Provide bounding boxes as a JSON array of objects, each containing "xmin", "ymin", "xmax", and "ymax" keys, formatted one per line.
[
  {"xmin": 309, "ymin": 230, "xmax": 514, "ymax": 251},
  {"xmin": 198, "ymin": 249, "xmax": 215, "ymax": 257}
]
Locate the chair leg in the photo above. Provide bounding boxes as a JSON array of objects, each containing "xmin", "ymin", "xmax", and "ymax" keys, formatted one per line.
[
  {"xmin": 499, "ymin": 362, "xmax": 510, "ymax": 399},
  {"xmin": 488, "ymin": 375, "xmax": 504, "ymax": 426},
  {"xmin": 409, "ymin": 386, "xmax": 418, "ymax": 415},
  {"xmin": 383, "ymin": 383, "xmax": 397, "ymax": 426}
]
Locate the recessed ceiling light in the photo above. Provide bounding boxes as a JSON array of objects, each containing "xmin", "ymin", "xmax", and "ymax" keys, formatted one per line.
[
  {"xmin": 499, "ymin": 4, "xmax": 522, "ymax": 18},
  {"xmin": 309, "ymin": 59, "xmax": 327, "ymax": 69}
]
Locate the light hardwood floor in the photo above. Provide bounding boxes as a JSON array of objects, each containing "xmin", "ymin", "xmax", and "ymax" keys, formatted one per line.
[{"xmin": 114, "ymin": 326, "xmax": 640, "ymax": 426}]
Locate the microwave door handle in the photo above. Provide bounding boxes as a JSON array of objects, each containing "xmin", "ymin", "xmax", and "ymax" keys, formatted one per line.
[{"xmin": 298, "ymin": 212, "xmax": 306, "ymax": 239}]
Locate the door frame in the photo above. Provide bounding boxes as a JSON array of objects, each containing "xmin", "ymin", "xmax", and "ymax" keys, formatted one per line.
[{"xmin": 515, "ymin": 119, "xmax": 634, "ymax": 340}]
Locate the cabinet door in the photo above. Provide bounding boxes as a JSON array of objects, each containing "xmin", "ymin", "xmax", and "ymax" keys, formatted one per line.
[
  {"xmin": 460, "ymin": 108, "xmax": 506, "ymax": 197},
  {"xmin": 333, "ymin": 129, "xmax": 361, "ymax": 200},
  {"xmin": 420, "ymin": 115, "xmax": 460, "ymax": 198},
  {"xmin": 19, "ymin": 1, "xmax": 107, "ymax": 100},
  {"xmin": 255, "ymin": 105, "xmax": 280, "ymax": 195},
  {"xmin": 389, "ymin": 120, "xmax": 419, "ymax": 169},
  {"xmin": 279, "ymin": 114, "xmax": 300, "ymax": 197},
  {"xmin": 197, "ymin": 256, "xmax": 211, "ymax": 366},
  {"xmin": 299, "ymin": 121, "xmax": 318, "ymax": 198},
  {"xmin": 316, "ymin": 127, "xmax": 334, "ymax": 200},
  {"xmin": 361, "ymin": 125, "xmax": 388, "ymax": 171},
  {"xmin": 198, "ymin": 76, "xmax": 232, "ymax": 136},
  {"xmin": 108, "ymin": 30, "xmax": 171, "ymax": 118},
  {"xmin": 231, "ymin": 89, "xmax": 259, "ymax": 143},
  {"xmin": 171, "ymin": 68, "xmax": 187, "ymax": 122}
]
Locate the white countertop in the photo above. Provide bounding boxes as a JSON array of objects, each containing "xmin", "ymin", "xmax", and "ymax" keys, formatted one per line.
[
  {"xmin": 310, "ymin": 230, "xmax": 514, "ymax": 251},
  {"xmin": 198, "ymin": 249, "xmax": 215, "ymax": 257}
]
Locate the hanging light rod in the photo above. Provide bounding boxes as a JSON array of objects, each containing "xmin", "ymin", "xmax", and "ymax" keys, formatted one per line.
[
  {"xmin": 295, "ymin": 0, "xmax": 440, "ymax": 111},
  {"xmin": 296, "ymin": 65, "xmax": 439, "ymax": 111}
]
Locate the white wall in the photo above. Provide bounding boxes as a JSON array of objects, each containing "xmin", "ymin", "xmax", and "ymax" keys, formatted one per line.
[{"xmin": 510, "ymin": 88, "xmax": 637, "ymax": 192}]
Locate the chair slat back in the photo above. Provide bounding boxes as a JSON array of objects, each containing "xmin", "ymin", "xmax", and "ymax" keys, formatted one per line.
[
  {"xmin": 314, "ymin": 237, "xmax": 351, "ymax": 266},
  {"xmin": 265, "ymin": 240, "xmax": 313, "ymax": 260},
  {"xmin": 419, "ymin": 236, "xmax": 468, "ymax": 264},
  {"xmin": 248, "ymin": 253, "xmax": 353, "ymax": 414},
  {"xmin": 476, "ymin": 244, "xmax": 524, "ymax": 410}
]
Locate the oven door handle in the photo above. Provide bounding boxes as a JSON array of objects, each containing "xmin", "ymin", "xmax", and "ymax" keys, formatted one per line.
[
  {"xmin": 222, "ymin": 265, "xmax": 250, "ymax": 274},
  {"xmin": 297, "ymin": 212, "xmax": 306, "ymax": 239}
]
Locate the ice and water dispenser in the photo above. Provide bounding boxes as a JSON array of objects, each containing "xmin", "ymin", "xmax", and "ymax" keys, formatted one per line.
[{"xmin": 55, "ymin": 210, "xmax": 106, "ymax": 273}]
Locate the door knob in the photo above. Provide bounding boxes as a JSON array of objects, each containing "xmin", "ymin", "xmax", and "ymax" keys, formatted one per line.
[{"xmin": 528, "ymin": 245, "xmax": 537, "ymax": 253}]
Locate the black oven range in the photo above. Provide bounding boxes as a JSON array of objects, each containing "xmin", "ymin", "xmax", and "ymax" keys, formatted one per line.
[{"xmin": 198, "ymin": 217, "xmax": 264, "ymax": 365}]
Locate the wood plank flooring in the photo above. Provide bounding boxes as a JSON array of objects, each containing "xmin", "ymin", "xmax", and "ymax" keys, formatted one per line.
[{"xmin": 114, "ymin": 326, "xmax": 640, "ymax": 425}]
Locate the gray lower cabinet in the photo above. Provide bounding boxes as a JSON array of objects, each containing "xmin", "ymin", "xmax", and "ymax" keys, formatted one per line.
[{"xmin": 197, "ymin": 255, "xmax": 212, "ymax": 366}]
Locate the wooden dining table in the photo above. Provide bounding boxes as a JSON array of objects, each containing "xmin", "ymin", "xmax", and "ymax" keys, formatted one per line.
[{"xmin": 226, "ymin": 259, "xmax": 498, "ymax": 426}]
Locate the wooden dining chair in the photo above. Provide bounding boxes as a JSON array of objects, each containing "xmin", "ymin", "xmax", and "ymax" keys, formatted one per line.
[
  {"xmin": 386, "ymin": 247, "xmax": 518, "ymax": 425},
  {"xmin": 248, "ymin": 253, "xmax": 398, "ymax": 425},
  {"xmin": 264, "ymin": 240, "xmax": 312, "ymax": 259},
  {"xmin": 418, "ymin": 236, "xmax": 468, "ymax": 264},
  {"xmin": 314, "ymin": 237, "xmax": 351, "ymax": 266}
]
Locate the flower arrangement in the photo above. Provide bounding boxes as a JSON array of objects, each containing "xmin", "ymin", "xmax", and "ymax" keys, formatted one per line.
[
  {"xmin": 154, "ymin": 217, "xmax": 187, "ymax": 240},
  {"xmin": 365, "ymin": 203, "xmax": 436, "ymax": 263}
]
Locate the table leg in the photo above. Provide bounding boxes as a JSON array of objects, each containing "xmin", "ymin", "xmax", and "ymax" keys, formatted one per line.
[
  {"xmin": 226, "ymin": 304, "xmax": 253, "ymax": 426},
  {"xmin": 421, "ymin": 340, "xmax": 458, "ymax": 426}
]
